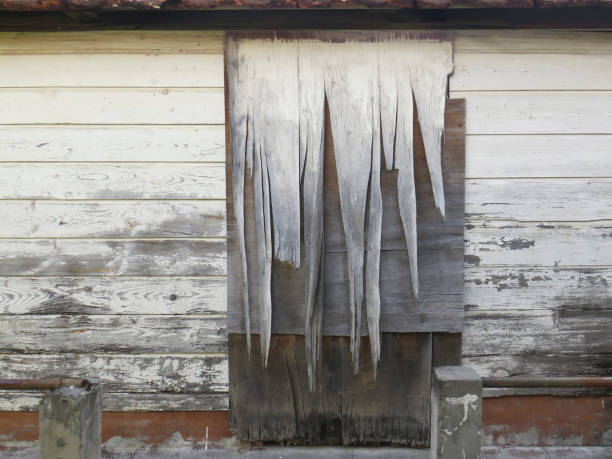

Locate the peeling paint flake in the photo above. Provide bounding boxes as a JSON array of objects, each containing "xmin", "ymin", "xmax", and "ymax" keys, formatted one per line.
[{"xmin": 227, "ymin": 32, "xmax": 453, "ymax": 384}]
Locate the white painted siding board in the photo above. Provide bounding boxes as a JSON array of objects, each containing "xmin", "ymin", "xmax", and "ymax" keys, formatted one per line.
[
  {"xmin": 0, "ymin": 164, "xmax": 225, "ymax": 200},
  {"xmin": 0, "ymin": 277, "xmax": 227, "ymax": 315},
  {"xmin": 0, "ymin": 200, "xmax": 225, "ymax": 238},
  {"xmin": 466, "ymin": 179, "xmax": 612, "ymax": 221},
  {"xmin": 0, "ymin": 239, "xmax": 226, "ymax": 276},
  {"xmin": 0, "ymin": 88, "xmax": 225, "ymax": 125},
  {"xmin": 465, "ymin": 220, "xmax": 612, "ymax": 267},
  {"xmin": 0, "ymin": 31, "xmax": 225, "ymax": 54},
  {"xmin": 455, "ymin": 30, "xmax": 612, "ymax": 53},
  {"xmin": 465, "ymin": 135, "xmax": 612, "ymax": 178},
  {"xmin": 0, "ymin": 125, "xmax": 226, "ymax": 162},
  {"xmin": 0, "ymin": 315, "xmax": 227, "ymax": 354},
  {"xmin": 452, "ymin": 91, "xmax": 612, "ymax": 135},
  {"xmin": 0, "ymin": 54, "xmax": 224, "ymax": 88},
  {"xmin": 0, "ymin": 392, "xmax": 229, "ymax": 412},
  {"xmin": 0, "ymin": 353, "xmax": 229, "ymax": 393},
  {"xmin": 452, "ymin": 53, "xmax": 612, "ymax": 91}
]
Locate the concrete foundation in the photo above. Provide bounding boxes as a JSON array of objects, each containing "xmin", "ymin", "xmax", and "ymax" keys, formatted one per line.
[
  {"xmin": 39, "ymin": 382, "xmax": 102, "ymax": 459},
  {"xmin": 431, "ymin": 366, "xmax": 482, "ymax": 459}
]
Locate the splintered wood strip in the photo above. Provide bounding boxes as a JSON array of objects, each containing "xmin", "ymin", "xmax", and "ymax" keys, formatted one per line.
[{"xmin": 227, "ymin": 99, "xmax": 465, "ymax": 336}]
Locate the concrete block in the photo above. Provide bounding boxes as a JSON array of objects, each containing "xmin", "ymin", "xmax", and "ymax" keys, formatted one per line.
[
  {"xmin": 39, "ymin": 382, "xmax": 102, "ymax": 459},
  {"xmin": 431, "ymin": 366, "xmax": 482, "ymax": 459}
]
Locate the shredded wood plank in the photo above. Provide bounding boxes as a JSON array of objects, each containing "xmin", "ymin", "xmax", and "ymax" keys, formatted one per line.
[{"xmin": 227, "ymin": 32, "xmax": 453, "ymax": 383}]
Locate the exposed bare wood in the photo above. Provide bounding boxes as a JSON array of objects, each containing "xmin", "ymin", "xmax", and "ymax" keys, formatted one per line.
[
  {"xmin": 0, "ymin": 163, "xmax": 225, "ymax": 200},
  {"xmin": 0, "ymin": 200, "xmax": 225, "ymax": 238},
  {"xmin": 0, "ymin": 353, "xmax": 228, "ymax": 393},
  {"xmin": 0, "ymin": 315, "xmax": 227, "ymax": 353},
  {"xmin": 0, "ymin": 88, "xmax": 224, "ymax": 124},
  {"xmin": 0, "ymin": 239, "xmax": 226, "ymax": 276},
  {"xmin": 0, "ymin": 125, "xmax": 226, "ymax": 162},
  {"xmin": 0, "ymin": 277, "xmax": 226, "ymax": 315}
]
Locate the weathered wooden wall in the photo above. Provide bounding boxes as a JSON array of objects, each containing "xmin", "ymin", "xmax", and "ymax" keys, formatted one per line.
[
  {"xmin": 1, "ymin": 29, "xmax": 610, "ymax": 418},
  {"xmin": 0, "ymin": 31, "xmax": 230, "ymax": 412},
  {"xmin": 455, "ymin": 30, "xmax": 612, "ymax": 379}
]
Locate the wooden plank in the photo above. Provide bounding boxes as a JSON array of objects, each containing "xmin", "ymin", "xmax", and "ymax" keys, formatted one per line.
[
  {"xmin": 0, "ymin": 353, "xmax": 228, "ymax": 393},
  {"xmin": 0, "ymin": 200, "xmax": 225, "ymax": 238},
  {"xmin": 0, "ymin": 392, "xmax": 229, "ymax": 412},
  {"xmin": 0, "ymin": 277, "xmax": 226, "ymax": 315},
  {"xmin": 0, "ymin": 315, "xmax": 227, "ymax": 353},
  {"xmin": 229, "ymin": 334, "xmax": 343, "ymax": 443},
  {"xmin": 227, "ymin": 99, "xmax": 465, "ymax": 335},
  {"xmin": 432, "ymin": 333, "xmax": 462, "ymax": 368},
  {"xmin": 0, "ymin": 239, "xmax": 226, "ymax": 276},
  {"xmin": 0, "ymin": 163, "xmax": 225, "ymax": 200},
  {"xmin": 0, "ymin": 31, "xmax": 225, "ymax": 54},
  {"xmin": 0, "ymin": 88, "xmax": 224, "ymax": 124},
  {"xmin": 466, "ymin": 179, "xmax": 612, "ymax": 221},
  {"xmin": 0, "ymin": 125, "xmax": 226, "ymax": 162},
  {"xmin": 455, "ymin": 30, "xmax": 612, "ymax": 54},
  {"xmin": 465, "ymin": 266, "xmax": 612, "ymax": 312},
  {"xmin": 452, "ymin": 92, "xmax": 612, "ymax": 135},
  {"xmin": 0, "ymin": 54, "xmax": 223, "ymax": 88},
  {"xmin": 463, "ymin": 309, "xmax": 612, "ymax": 356},
  {"xmin": 341, "ymin": 333, "xmax": 431, "ymax": 447},
  {"xmin": 464, "ymin": 353, "xmax": 612, "ymax": 379},
  {"xmin": 465, "ymin": 135, "xmax": 612, "ymax": 178},
  {"xmin": 452, "ymin": 53, "xmax": 612, "ymax": 91},
  {"xmin": 465, "ymin": 220, "xmax": 612, "ymax": 267}
]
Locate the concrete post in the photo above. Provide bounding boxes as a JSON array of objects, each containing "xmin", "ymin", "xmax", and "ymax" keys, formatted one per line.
[
  {"xmin": 39, "ymin": 382, "xmax": 102, "ymax": 459},
  {"xmin": 431, "ymin": 366, "xmax": 482, "ymax": 459}
]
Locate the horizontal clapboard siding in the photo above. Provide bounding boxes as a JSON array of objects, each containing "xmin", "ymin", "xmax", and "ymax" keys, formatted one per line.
[
  {"xmin": 0, "ymin": 31, "xmax": 228, "ymax": 412},
  {"xmin": 455, "ymin": 30, "xmax": 612, "ymax": 380}
]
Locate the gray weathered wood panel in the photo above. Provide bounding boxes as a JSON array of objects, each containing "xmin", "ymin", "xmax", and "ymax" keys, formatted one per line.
[
  {"xmin": 0, "ymin": 200, "xmax": 225, "ymax": 238},
  {"xmin": 227, "ymin": 99, "xmax": 465, "ymax": 335},
  {"xmin": 0, "ymin": 164, "xmax": 225, "ymax": 200},
  {"xmin": 0, "ymin": 239, "xmax": 226, "ymax": 276},
  {"xmin": 0, "ymin": 277, "xmax": 226, "ymax": 315}
]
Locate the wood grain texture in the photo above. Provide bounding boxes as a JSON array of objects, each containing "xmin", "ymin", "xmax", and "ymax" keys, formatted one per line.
[
  {"xmin": 465, "ymin": 220, "xmax": 612, "ymax": 267},
  {"xmin": 0, "ymin": 163, "xmax": 225, "ymax": 200},
  {"xmin": 227, "ymin": 99, "xmax": 465, "ymax": 335},
  {"xmin": 0, "ymin": 31, "xmax": 225, "ymax": 54},
  {"xmin": 0, "ymin": 239, "xmax": 226, "ymax": 276},
  {"xmin": 452, "ymin": 53, "xmax": 612, "ymax": 91},
  {"xmin": 454, "ymin": 91, "xmax": 612, "ymax": 135},
  {"xmin": 465, "ymin": 135, "xmax": 612, "ymax": 178},
  {"xmin": 0, "ymin": 88, "xmax": 224, "ymax": 124},
  {"xmin": 0, "ymin": 276, "xmax": 226, "ymax": 315},
  {"xmin": 229, "ymin": 333, "xmax": 432, "ymax": 446},
  {"xmin": 0, "ymin": 392, "xmax": 229, "ymax": 412},
  {"xmin": 0, "ymin": 125, "xmax": 225, "ymax": 162},
  {"xmin": 0, "ymin": 353, "xmax": 228, "ymax": 393},
  {"xmin": 0, "ymin": 200, "xmax": 225, "ymax": 238},
  {"xmin": 0, "ymin": 54, "xmax": 224, "ymax": 88},
  {"xmin": 0, "ymin": 315, "xmax": 227, "ymax": 353},
  {"xmin": 454, "ymin": 30, "xmax": 612, "ymax": 54},
  {"xmin": 466, "ymin": 179, "xmax": 612, "ymax": 221}
]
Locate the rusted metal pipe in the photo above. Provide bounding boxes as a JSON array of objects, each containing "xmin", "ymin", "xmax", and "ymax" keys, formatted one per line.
[
  {"xmin": 0, "ymin": 378, "xmax": 90, "ymax": 391},
  {"xmin": 482, "ymin": 377, "xmax": 612, "ymax": 388}
]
